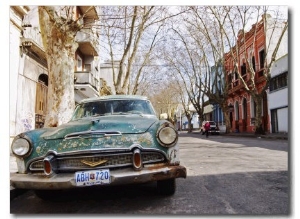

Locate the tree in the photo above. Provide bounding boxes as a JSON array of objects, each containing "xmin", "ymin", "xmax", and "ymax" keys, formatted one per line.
[
  {"xmin": 150, "ymin": 80, "xmax": 180, "ymax": 124},
  {"xmin": 181, "ymin": 6, "xmax": 233, "ymax": 133},
  {"xmin": 101, "ymin": 6, "xmax": 155, "ymax": 94},
  {"xmin": 173, "ymin": 79, "xmax": 196, "ymax": 133},
  {"xmin": 218, "ymin": 6, "xmax": 288, "ymax": 134},
  {"xmin": 162, "ymin": 17, "xmax": 206, "ymax": 126},
  {"xmin": 38, "ymin": 6, "xmax": 96, "ymax": 127},
  {"xmin": 174, "ymin": 6, "xmax": 287, "ymax": 134},
  {"xmin": 100, "ymin": 6, "xmax": 182, "ymax": 95}
]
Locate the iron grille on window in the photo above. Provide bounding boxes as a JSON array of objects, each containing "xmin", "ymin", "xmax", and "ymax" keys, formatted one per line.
[{"xmin": 269, "ymin": 71, "xmax": 288, "ymax": 92}]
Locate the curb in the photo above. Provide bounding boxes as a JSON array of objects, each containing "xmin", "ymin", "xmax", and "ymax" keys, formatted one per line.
[
  {"xmin": 224, "ymin": 133, "xmax": 288, "ymax": 140},
  {"xmin": 187, "ymin": 131, "xmax": 288, "ymax": 140}
]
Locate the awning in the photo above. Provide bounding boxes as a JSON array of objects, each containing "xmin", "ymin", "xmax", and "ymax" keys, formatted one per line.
[{"xmin": 203, "ymin": 104, "xmax": 213, "ymax": 114}]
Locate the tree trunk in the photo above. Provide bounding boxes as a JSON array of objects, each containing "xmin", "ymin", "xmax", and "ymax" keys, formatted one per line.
[
  {"xmin": 186, "ymin": 115, "xmax": 193, "ymax": 133},
  {"xmin": 254, "ymin": 95, "xmax": 265, "ymax": 135},
  {"xmin": 39, "ymin": 7, "xmax": 78, "ymax": 127}
]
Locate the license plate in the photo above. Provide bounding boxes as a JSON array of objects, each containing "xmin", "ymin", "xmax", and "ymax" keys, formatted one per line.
[{"xmin": 75, "ymin": 169, "xmax": 110, "ymax": 186}]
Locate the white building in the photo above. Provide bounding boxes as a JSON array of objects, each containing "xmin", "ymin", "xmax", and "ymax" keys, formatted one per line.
[
  {"xmin": 267, "ymin": 54, "xmax": 288, "ymax": 133},
  {"xmin": 176, "ymin": 104, "xmax": 200, "ymax": 130},
  {"xmin": 9, "ymin": 6, "xmax": 100, "ymax": 144}
]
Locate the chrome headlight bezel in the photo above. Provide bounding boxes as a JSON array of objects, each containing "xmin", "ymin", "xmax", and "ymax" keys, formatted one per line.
[
  {"xmin": 11, "ymin": 135, "xmax": 33, "ymax": 158},
  {"xmin": 156, "ymin": 123, "xmax": 178, "ymax": 147}
]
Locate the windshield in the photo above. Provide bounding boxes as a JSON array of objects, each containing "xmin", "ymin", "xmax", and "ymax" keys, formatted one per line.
[{"xmin": 71, "ymin": 99, "xmax": 156, "ymax": 120}]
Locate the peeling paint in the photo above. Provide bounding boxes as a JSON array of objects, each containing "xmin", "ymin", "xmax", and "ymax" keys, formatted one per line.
[
  {"xmin": 32, "ymin": 132, "xmax": 157, "ymax": 158},
  {"xmin": 167, "ymin": 144, "xmax": 180, "ymax": 164}
]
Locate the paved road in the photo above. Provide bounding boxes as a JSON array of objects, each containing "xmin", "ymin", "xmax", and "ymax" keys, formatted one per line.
[{"xmin": 10, "ymin": 133, "xmax": 289, "ymax": 215}]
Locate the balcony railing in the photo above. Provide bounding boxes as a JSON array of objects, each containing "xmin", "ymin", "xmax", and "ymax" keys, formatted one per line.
[
  {"xmin": 76, "ymin": 30, "xmax": 99, "ymax": 56},
  {"xmin": 74, "ymin": 71, "xmax": 100, "ymax": 91},
  {"xmin": 23, "ymin": 26, "xmax": 44, "ymax": 50}
]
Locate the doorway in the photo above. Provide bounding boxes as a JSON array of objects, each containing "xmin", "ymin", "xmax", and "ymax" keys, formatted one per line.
[
  {"xmin": 242, "ymin": 98, "xmax": 247, "ymax": 132},
  {"xmin": 271, "ymin": 109, "xmax": 278, "ymax": 133}
]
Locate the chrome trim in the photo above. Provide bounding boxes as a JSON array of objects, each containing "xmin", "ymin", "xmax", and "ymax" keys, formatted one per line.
[
  {"xmin": 132, "ymin": 148, "xmax": 142, "ymax": 170},
  {"xmin": 28, "ymin": 148, "xmax": 166, "ymax": 173},
  {"xmin": 11, "ymin": 134, "xmax": 33, "ymax": 158},
  {"xmin": 65, "ymin": 130, "xmax": 122, "ymax": 139},
  {"xmin": 156, "ymin": 123, "xmax": 178, "ymax": 147},
  {"xmin": 11, "ymin": 165, "xmax": 187, "ymax": 190},
  {"xmin": 26, "ymin": 145, "xmax": 169, "ymax": 170},
  {"xmin": 43, "ymin": 155, "xmax": 56, "ymax": 175}
]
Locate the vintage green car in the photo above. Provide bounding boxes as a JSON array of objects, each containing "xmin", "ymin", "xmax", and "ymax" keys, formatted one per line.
[{"xmin": 10, "ymin": 95, "xmax": 186, "ymax": 199}]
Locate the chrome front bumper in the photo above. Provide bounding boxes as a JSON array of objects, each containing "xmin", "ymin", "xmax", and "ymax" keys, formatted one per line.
[{"xmin": 10, "ymin": 165, "xmax": 187, "ymax": 190}]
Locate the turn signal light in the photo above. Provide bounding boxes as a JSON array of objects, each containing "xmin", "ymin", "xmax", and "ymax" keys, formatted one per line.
[
  {"xmin": 43, "ymin": 159, "xmax": 52, "ymax": 175},
  {"xmin": 43, "ymin": 155, "xmax": 55, "ymax": 175},
  {"xmin": 133, "ymin": 148, "xmax": 142, "ymax": 170}
]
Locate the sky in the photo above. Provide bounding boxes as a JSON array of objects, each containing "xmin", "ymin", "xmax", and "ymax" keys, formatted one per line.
[{"xmin": 2, "ymin": 1, "xmax": 298, "ymax": 219}]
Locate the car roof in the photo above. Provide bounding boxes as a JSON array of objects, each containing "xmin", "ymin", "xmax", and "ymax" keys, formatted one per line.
[{"xmin": 79, "ymin": 95, "xmax": 149, "ymax": 104}]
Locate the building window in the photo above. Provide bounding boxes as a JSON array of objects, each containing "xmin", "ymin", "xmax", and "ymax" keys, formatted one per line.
[
  {"xmin": 35, "ymin": 74, "xmax": 48, "ymax": 129},
  {"xmin": 252, "ymin": 56, "xmax": 256, "ymax": 72},
  {"xmin": 228, "ymin": 73, "xmax": 232, "ymax": 83},
  {"xmin": 77, "ymin": 55, "xmax": 82, "ymax": 71},
  {"xmin": 84, "ymin": 64, "xmax": 91, "ymax": 71},
  {"xmin": 234, "ymin": 71, "xmax": 239, "ymax": 80},
  {"xmin": 250, "ymin": 98, "xmax": 256, "ymax": 125},
  {"xmin": 234, "ymin": 101, "xmax": 239, "ymax": 121},
  {"xmin": 241, "ymin": 63, "xmax": 246, "ymax": 76},
  {"xmin": 269, "ymin": 71, "xmax": 288, "ymax": 92},
  {"xmin": 259, "ymin": 49, "xmax": 265, "ymax": 69}
]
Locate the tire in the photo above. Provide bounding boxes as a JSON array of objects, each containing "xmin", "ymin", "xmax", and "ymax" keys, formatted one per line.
[{"xmin": 157, "ymin": 178, "xmax": 176, "ymax": 196}]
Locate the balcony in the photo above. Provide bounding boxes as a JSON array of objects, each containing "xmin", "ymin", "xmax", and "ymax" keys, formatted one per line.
[
  {"xmin": 20, "ymin": 25, "xmax": 46, "ymax": 65},
  {"xmin": 74, "ymin": 71, "xmax": 100, "ymax": 102},
  {"xmin": 20, "ymin": 29, "xmax": 47, "ymax": 66},
  {"xmin": 76, "ymin": 30, "xmax": 99, "ymax": 56},
  {"xmin": 228, "ymin": 79, "xmax": 243, "ymax": 95},
  {"xmin": 78, "ymin": 6, "xmax": 99, "ymax": 20}
]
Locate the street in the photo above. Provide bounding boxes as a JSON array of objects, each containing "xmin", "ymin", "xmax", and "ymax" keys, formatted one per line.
[{"xmin": 10, "ymin": 132, "xmax": 289, "ymax": 215}]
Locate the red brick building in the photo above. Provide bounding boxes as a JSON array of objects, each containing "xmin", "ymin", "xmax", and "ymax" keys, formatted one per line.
[{"xmin": 224, "ymin": 17, "xmax": 269, "ymax": 133}]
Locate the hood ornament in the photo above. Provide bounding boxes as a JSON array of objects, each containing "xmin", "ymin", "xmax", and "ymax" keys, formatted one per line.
[{"xmin": 81, "ymin": 159, "xmax": 107, "ymax": 167}]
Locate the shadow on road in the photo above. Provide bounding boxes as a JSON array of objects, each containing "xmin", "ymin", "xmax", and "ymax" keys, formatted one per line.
[{"xmin": 10, "ymin": 171, "xmax": 289, "ymax": 215}]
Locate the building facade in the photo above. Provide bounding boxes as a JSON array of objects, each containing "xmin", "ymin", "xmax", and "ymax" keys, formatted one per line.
[
  {"xmin": 9, "ymin": 6, "xmax": 101, "ymax": 143},
  {"xmin": 210, "ymin": 62, "xmax": 225, "ymax": 130},
  {"xmin": 267, "ymin": 54, "xmax": 288, "ymax": 133},
  {"xmin": 224, "ymin": 14, "xmax": 288, "ymax": 133}
]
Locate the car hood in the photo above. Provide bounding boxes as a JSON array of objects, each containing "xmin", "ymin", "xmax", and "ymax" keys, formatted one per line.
[{"xmin": 41, "ymin": 115, "xmax": 158, "ymax": 140}]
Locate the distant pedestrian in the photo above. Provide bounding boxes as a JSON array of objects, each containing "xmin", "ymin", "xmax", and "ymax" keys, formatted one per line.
[{"xmin": 204, "ymin": 121, "xmax": 210, "ymax": 138}]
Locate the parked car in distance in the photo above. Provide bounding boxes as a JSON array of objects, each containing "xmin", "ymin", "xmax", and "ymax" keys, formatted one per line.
[
  {"xmin": 10, "ymin": 95, "xmax": 187, "ymax": 200},
  {"xmin": 200, "ymin": 121, "xmax": 220, "ymax": 135}
]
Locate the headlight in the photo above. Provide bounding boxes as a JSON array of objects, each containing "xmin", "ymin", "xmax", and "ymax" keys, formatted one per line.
[
  {"xmin": 11, "ymin": 136, "xmax": 32, "ymax": 157},
  {"xmin": 157, "ymin": 124, "xmax": 178, "ymax": 147}
]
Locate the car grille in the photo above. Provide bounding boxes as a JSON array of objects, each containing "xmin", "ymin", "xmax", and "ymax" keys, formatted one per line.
[{"xmin": 29, "ymin": 151, "xmax": 166, "ymax": 173}]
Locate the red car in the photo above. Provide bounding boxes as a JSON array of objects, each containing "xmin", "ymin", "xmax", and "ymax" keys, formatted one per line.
[{"xmin": 200, "ymin": 121, "xmax": 220, "ymax": 135}]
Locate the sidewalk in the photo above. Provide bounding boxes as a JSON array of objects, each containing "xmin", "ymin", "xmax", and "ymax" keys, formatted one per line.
[
  {"xmin": 182, "ymin": 130, "xmax": 289, "ymax": 140},
  {"xmin": 220, "ymin": 131, "xmax": 288, "ymax": 140}
]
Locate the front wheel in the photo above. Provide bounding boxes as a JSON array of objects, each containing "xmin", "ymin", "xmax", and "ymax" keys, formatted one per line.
[{"xmin": 157, "ymin": 178, "xmax": 176, "ymax": 196}]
